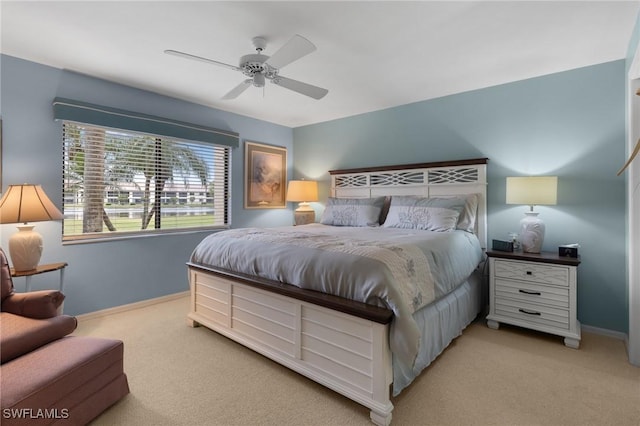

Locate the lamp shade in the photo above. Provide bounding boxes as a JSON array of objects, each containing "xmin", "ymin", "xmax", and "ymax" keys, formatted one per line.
[
  {"xmin": 286, "ymin": 180, "xmax": 318, "ymax": 203},
  {"xmin": 506, "ymin": 176, "xmax": 557, "ymax": 207},
  {"xmin": 0, "ymin": 184, "xmax": 64, "ymax": 224},
  {"xmin": 0, "ymin": 184, "xmax": 64, "ymax": 271}
]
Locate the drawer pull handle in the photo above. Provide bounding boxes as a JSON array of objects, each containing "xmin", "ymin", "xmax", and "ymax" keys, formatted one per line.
[
  {"xmin": 519, "ymin": 289, "xmax": 541, "ymax": 296},
  {"xmin": 519, "ymin": 308, "xmax": 541, "ymax": 316},
  {"xmin": 526, "ymin": 271, "xmax": 533, "ymax": 275}
]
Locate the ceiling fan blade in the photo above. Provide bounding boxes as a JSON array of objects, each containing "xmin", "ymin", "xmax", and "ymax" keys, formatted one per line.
[
  {"xmin": 272, "ymin": 76, "xmax": 328, "ymax": 100},
  {"xmin": 164, "ymin": 49, "xmax": 240, "ymax": 72},
  {"xmin": 221, "ymin": 79, "xmax": 252, "ymax": 100},
  {"xmin": 265, "ymin": 35, "xmax": 317, "ymax": 70}
]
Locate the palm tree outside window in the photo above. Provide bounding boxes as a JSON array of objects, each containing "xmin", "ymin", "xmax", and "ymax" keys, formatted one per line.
[{"xmin": 62, "ymin": 122, "xmax": 230, "ymax": 242}]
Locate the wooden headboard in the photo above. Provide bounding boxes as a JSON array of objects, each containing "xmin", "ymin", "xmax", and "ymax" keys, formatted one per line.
[{"xmin": 329, "ymin": 158, "xmax": 489, "ymax": 248}]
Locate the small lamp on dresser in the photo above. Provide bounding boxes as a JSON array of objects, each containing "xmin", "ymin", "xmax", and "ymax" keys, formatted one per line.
[
  {"xmin": 286, "ymin": 180, "xmax": 318, "ymax": 225},
  {"xmin": 506, "ymin": 176, "xmax": 557, "ymax": 253},
  {"xmin": 0, "ymin": 184, "xmax": 64, "ymax": 271}
]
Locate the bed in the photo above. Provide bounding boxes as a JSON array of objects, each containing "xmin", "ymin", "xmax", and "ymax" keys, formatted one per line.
[{"xmin": 187, "ymin": 158, "xmax": 488, "ymax": 425}]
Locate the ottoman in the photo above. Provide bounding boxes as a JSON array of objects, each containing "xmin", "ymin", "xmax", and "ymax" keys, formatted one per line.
[{"xmin": 1, "ymin": 336, "xmax": 129, "ymax": 425}]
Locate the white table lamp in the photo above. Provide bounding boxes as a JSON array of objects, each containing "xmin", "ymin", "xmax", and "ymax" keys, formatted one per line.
[
  {"xmin": 0, "ymin": 184, "xmax": 64, "ymax": 271},
  {"xmin": 286, "ymin": 180, "xmax": 318, "ymax": 225},
  {"xmin": 506, "ymin": 176, "xmax": 557, "ymax": 253}
]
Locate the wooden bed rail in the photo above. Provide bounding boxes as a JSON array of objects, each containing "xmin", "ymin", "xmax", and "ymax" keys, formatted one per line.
[{"xmin": 187, "ymin": 262, "xmax": 393, "ymax": 324}]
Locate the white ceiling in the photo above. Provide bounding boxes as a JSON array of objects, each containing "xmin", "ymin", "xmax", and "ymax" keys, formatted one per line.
[{"xmin": 1, "ymin": 1, "xmax": 639, "ymax": 128}]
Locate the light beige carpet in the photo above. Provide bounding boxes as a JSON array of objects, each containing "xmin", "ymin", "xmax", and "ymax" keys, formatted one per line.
[{"xmin": 76, "ymin": 296, "xmax": 640, "ymax": 426}]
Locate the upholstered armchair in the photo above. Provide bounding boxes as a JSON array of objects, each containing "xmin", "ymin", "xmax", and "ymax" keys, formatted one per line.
[
  {"xmin": 0, "ymin": 247, "xmax": 77, "ymax": 364},
  {"xmin": 1, "ymin": 247, "xmax": 130, "ymax": 425}
]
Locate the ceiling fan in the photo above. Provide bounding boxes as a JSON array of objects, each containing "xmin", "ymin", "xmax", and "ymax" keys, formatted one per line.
[{"xmin": 165, "ymin": 35, "xmax": 328, "ymax": 100}]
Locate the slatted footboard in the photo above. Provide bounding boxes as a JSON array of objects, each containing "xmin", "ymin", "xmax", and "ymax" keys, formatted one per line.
[{"xmin": 187, "ymin": 264, "xmax": 395, "ymax": 425}]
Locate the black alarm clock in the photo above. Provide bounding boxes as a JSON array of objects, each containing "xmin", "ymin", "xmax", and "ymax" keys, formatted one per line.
[{"xmin": 492, "ymin": 239, "xmax": 514, "ymax": 252}]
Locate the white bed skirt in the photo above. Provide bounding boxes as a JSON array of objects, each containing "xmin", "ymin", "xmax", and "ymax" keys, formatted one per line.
[{"xmin": 393, "ymin": 272, "xmax": 482, "ymax": 395}]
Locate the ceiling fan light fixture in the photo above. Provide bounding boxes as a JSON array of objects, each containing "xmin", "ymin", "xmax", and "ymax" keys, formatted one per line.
[{"xmin": 253, "ymin": 73, "xmax": 265, "ymax": 88}]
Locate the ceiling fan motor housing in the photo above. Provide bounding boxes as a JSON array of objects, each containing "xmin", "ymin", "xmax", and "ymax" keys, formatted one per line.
[{"xmin": 240, "ymin": 54, "xmax": 277, "ymax": 78}]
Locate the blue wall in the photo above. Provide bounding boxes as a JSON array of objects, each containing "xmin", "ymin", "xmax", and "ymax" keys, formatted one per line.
[
  {"xmin": 0, "ymin": 53, "xmax": 629, "ymax": 334},
  {"xmin": 294, "ymin": 61, "xmax": 628, "ymax": 333},
  {"xmin": 0, "ymin": 54, "xmax": 294, "ymax": 315}
]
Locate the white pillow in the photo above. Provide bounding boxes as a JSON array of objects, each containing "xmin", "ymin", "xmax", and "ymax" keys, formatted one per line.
[
  {"xmin": 320, "ymin": 197, "xmax": 386, "ymax": 227},
  {"xmin": 382, "ymin": 196, "xmax": 466, "ymax": 232},
  {"xmin": 456, "ymin": 193, "xmax": 479, "ymax": 233}
]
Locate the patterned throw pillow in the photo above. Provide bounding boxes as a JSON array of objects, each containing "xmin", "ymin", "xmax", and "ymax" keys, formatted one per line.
[
  {"xmin": 320, "ymin": 197, "xmax": 386, "ymax": 227},
  {"xmin": 382, "ymin": 196, "xmax": 465, "ymax": 231}
]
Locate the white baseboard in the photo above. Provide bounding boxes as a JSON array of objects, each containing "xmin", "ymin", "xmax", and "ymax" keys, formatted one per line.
[
  {"xmin": 76, "ymin": 291, "xmax": 189, "ymax": 322},
  {"xmin": 581, "ymin": 324, "xmax": 628, "ymax": 342},
  {"xmin": 581, "ymin": 325, "xmax": 634, "ymax": 364}
]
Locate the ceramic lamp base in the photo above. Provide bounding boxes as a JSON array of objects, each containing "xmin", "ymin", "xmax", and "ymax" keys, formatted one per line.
[
  {"xmin": 518, "ymin": 211, "xmax": 545, "ymax": 253},
  {"xmin": 8, "ymin": 225, "xmax": 43, "ymax": 271},
  {"xmin": 294, "ymin": 202, "xmax": 315, "ymax": 225},
  {"xmin": 294, "ymin": 210, "xmax": 315, "ymax": 226}
]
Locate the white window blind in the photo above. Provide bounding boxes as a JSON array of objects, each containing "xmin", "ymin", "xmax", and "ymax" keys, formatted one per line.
[{"xmin": 62, "ymin": 121, "xmax": 230, "ymax": 241}]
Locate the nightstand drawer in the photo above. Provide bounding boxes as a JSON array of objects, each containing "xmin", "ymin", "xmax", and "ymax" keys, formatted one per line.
[
  {"xmin": 494, "ymin": 259, "xmax": 568, "ymax": 286},
  {"xmin": 495, "ymin": 279, "xmax": 569, "ymax": 308},
  {"xmin": 494, "ymin": 298, "xmax": 569, "ymax": 330}
]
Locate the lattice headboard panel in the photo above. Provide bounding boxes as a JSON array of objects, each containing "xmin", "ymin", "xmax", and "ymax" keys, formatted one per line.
[{"xmin": 329, "ymin": 158, "xmax": 488, "ymax": 248}]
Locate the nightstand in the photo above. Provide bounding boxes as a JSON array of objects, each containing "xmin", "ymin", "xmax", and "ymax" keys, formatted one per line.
[
  {"xmin": 11, "ymin": 262, "xmax": 68, "ymax": 293},
  {"xmin": 485, "ymin": 250, "xmax": 581, "ymax": 348}
]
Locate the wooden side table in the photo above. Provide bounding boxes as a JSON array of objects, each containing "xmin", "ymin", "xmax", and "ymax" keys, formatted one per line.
[{"xmin": 10, "ymin": 262, "xmax": 68, "ymax": 293}]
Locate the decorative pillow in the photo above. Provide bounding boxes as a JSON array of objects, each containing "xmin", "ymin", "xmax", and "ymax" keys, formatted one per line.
[
  {"xmin": 382, "ymin": 196, "xmax": 465, "ymax": 232},
  {"xmin": 320, "ymin": 197, "xmax": 386, "ymax": 227},
  {"xmin": 456, "ymin": 193, "xmax": 479, "ymax": 233}
]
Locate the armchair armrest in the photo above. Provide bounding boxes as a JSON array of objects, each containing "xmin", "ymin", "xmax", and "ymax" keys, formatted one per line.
[{"xmin": 1, "ymin": 290, "xmax": 65, "ymax": 319}]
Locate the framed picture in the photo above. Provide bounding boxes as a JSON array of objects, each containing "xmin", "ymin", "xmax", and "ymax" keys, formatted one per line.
[{"xmin": 244, "ymin": 141, "xmax": 287, "ymax": 209}]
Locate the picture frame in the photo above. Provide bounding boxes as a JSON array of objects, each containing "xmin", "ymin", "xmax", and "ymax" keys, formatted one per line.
[{"xmin": 244, "ymin": 141, "xmax": 287, "ymax": 209}]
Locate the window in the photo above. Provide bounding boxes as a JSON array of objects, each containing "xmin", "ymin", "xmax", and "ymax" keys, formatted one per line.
[{"xmin": 62, "ymin": 122, "xmax": 230, "ymax": 241}]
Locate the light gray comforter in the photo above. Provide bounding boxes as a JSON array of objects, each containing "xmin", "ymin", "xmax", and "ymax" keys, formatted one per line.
[{"xmin": 190, "ymin": 224, "xmax": 482, "ymax": 366}]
